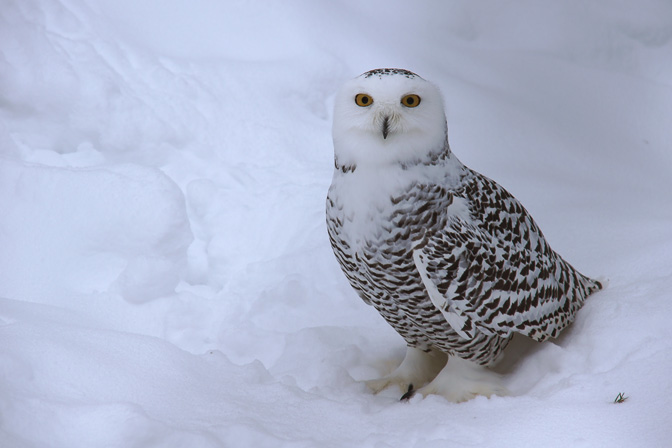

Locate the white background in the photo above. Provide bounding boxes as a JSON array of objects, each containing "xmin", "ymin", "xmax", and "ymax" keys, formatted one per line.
[{"xmin": 1, "ymin": 1, "xmax": 671, "ymax": 446}]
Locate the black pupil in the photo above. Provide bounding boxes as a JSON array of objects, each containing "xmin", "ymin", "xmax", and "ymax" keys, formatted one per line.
[
  {"xmin": 361, "ymin": 96, "xmax": 369, "ymax": 104},
  {"xmin": 406, "ymin": 96, "xmax": 414, "ymax": 105}
]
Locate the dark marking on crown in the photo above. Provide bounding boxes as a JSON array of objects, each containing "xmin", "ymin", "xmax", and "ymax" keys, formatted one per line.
[{"xmin": 361, "ymin": 68, "xmax": 420, "ymax": 79}]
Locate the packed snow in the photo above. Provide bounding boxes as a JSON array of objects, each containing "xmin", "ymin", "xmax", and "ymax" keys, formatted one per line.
[{"xmin": 1, "ymin": 1, "xmax": 672, "ymax": 446}]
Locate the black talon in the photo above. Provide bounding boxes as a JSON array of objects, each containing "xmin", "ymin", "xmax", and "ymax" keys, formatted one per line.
[{"xmin": 400, "ymin": 383, "xmax": 415, "ymax": 401}]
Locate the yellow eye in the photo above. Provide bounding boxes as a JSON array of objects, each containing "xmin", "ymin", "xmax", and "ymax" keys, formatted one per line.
[
  {"xmin": 355, "ymin": 93, "xmax": 373, "ymax": 107},
  {"xmin": 401, "ymin": 94, "xmax": 421, "ymax": 108}
]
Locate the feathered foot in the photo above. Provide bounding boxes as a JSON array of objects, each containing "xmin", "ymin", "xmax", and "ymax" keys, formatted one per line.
[
  {"xmin": 365, "ymin": 346, "xmax": 446, "ymax": 395},
  {"xmin": 414, "ymin": 356, "xmax": 509, "ymax": 402}
]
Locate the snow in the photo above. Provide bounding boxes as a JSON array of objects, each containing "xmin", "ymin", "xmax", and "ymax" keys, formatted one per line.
[{"xmin": 1, "ymin": 0, "xmax": 671, "ymax": 446}]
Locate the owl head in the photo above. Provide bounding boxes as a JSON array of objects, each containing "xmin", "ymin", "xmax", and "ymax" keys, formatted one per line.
[{"xmin": 332, "ymin": 69, "xmax": 448, "ymax": 169}]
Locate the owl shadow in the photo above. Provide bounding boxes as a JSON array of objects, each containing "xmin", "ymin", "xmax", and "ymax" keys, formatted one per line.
[
  {"xmin": 491, "ymin": 334, "xmax": 541, "ymax": 375},
  {"xmin": 491, "ymin": 329, "xmax": 575, "ymax": 396}
]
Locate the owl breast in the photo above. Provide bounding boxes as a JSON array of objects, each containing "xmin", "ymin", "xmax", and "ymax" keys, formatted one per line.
[{"xmin": 326, "ymin": 167, "xmax": 511, "ymax": 364}]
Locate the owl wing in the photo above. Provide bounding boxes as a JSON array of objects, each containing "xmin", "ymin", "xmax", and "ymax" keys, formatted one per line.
[{"xmin": 412, "ymin": 212, "xmax": 595, "ymax": 342}]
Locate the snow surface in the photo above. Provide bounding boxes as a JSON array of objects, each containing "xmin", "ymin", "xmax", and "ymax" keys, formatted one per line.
[{"xmin": 1, "ymin": 0, "xmax": 672, "ymax": 446}]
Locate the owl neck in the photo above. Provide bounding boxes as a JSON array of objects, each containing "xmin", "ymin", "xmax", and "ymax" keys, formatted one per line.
[{"xmin": 333, "ymin": 138, "xmax": 459, "ymax": 174}]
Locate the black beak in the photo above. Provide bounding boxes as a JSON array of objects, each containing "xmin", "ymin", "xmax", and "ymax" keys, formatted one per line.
[{"xmin": 382, "ymin": 116, "xmax": 389, "ymax": 139}]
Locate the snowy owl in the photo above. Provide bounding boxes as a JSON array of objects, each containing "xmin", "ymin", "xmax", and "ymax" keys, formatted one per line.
[{"xmin": 325, "ymin": 68, "xmax": 603, "ymax": 402}]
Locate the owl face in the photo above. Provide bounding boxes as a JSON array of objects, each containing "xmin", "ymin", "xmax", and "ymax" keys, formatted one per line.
[{"xmin": 332, "ymin": 69, "xmax": 448, "ymax": 168}]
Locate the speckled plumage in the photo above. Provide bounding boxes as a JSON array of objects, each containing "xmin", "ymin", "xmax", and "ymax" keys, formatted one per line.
[{"xmin": 326, "ymin": 69, "xmax": 602, "ymax": 399}]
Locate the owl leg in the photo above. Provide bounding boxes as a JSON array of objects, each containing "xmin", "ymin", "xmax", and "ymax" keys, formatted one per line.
[
  {"xmin": 415, "ymin": 356, "xmax": 508, "ymax": 402},
  {"xmin": 365, "ymin": 346, "xmax": 446, "ymax": 394}
]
